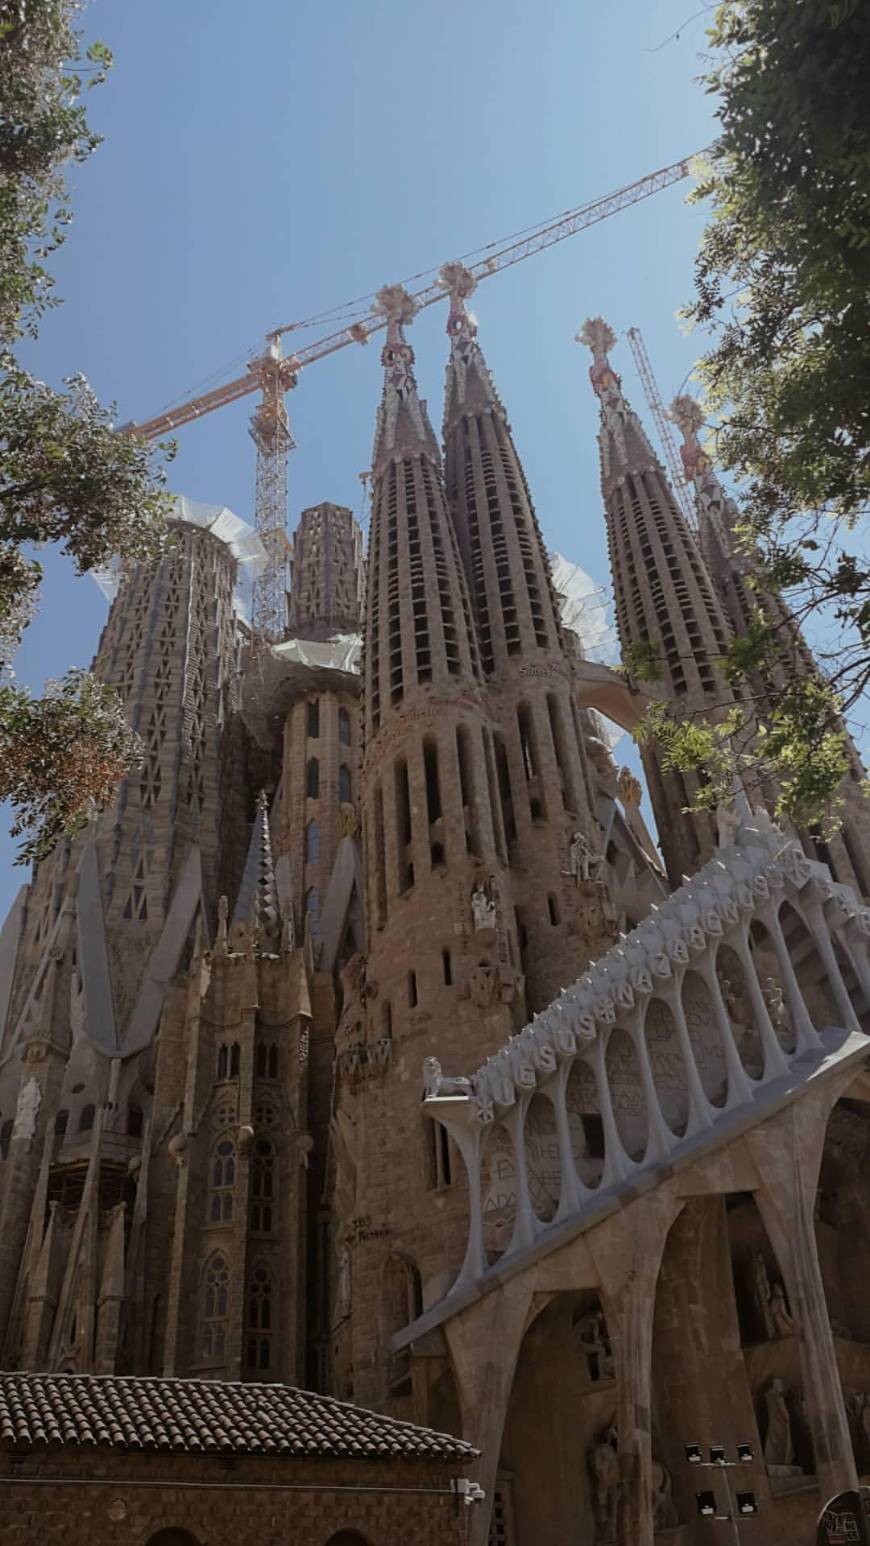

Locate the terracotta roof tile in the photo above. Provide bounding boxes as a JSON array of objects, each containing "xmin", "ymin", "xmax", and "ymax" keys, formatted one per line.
[{"xmin": 0, "ymin": 1373, "xmax": 475, "ymax": 1462}]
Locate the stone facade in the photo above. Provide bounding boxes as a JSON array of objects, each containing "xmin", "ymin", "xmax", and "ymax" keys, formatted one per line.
[{"xmin": 0, "ymin": 305, "xmax": 869, "ymax": 1546}]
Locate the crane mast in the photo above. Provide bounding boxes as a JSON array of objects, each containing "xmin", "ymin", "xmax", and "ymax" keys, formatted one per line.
[
  {"xmin": 625, "ymin": 326, "xmax": 696, "ymax": 528},
  {"xmin": 127, "ymin": 153, "xmax": 699, "ymax": 640}
]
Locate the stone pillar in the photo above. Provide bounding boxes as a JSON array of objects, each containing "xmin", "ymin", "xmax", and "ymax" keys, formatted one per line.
[{"xmin": 746, "ymin": 1080, "xmax": 858, "ymax": 1499}]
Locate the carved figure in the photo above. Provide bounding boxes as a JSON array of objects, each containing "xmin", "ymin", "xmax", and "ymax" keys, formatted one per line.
[
  {"xmin": 589, "ymin": 1422, "xmax": 619, "ymax": 1544},
  {"xmin": 753, "ymin": 1253, "xmax": 776, "ymax": 1341},
  {"xmin": 338, "ymin": 802, "xmax": 360, "ymax": 839},
  {"xmin": 652, "ymin": 1458, "xmax": 679, "ymax": 1529},
  {"xmin": 422, "ymin": 1057, "xmax": 471, "ymax": 1099},
  {"xmin": 565, "ymin": 830, "xmax": 603, "ymax": 884},
  {"xmin": 216, "ymin": 895, "xmax": 229, "ymax": 949},
  {"xmin": 336, "ymin": 1243, "xmax": 352, "ymax": 1322},
  {"xmin": 616, "ymin": 766, "xmax": 642, "ymax": 808},
  {"xmin": 467, "ymin": 962, "xmax": 499, "ymax": 1009},
  {"xmin": 297, "ymin": 1132, "xmax": 314, "ymax": 1169},
  {"xmin": 335, "ymin": 953, "xmax": 366, "ymax": 1055},
  {"xmin": 12, "ymin": 1076, "xmax": 41, "ymax": 1142},
  {"xmin": 770, "ymin": 1280, "xmax": 796, "ymax": 1337},
  {"xmin": 762, "ymin": 977, "xmax": 791, "ymax": 1038},
  {"xmin": 282, "ymin": 908, "xmax": 296, "ymax": 952},
  {"xmin": 720, "ymin": 975, "xmax": 748, "ymax": 1029},
  {"xmin": 764, "ymin": 1378, "xmax": 800, "ymax": 1472},
  {"xmin": 717, "ymin": 801, "xmax": 742, "ymax": 848},
  {"xmin": 574, "ymin": 1309, "xmax": 614, "ymax": 1383},
  {"xmin": 471, "ymin": 879, "xmax": 497, "ymax": 931}
]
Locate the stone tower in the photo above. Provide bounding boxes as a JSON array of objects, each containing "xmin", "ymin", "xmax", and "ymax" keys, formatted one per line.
[
  {"xmin": 442, "ymin": 267, "xmax": 606, "ymax": 1011},
  {"xmin": 288, "ymin": 501, "xmax": 365, "ymax": 641},
  {"xmin": 155, "ymin": 795, "xmax": 311, "ymax": 1384},
  {"xmin": 671, "ymin": 393, "xmax": 870, "ymax": 896},
  {"xmin": 0, "ymin": 503, "xmax": 253, "ymax": 1369},
  {"xmin": 336, "ymin": 283, "xmax": 521, "ymax": 1413},
  {"xmin": 577, "ymin": 320, "xmax": 738, "ymax": 883}
]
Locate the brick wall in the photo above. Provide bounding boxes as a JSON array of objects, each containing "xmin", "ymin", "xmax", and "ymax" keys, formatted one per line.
[{"xmin": 0, "ymin": 1449, "xmax": 472, "ymax": 1546}]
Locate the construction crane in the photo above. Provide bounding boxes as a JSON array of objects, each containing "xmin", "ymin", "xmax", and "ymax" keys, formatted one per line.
[
  {"xmin": 625, "ymin": 326, "xmax": 697, "ymax": 528},
  {"xmin": 127, "ymin": 152, "xmax": 699, "ymax": 640}
]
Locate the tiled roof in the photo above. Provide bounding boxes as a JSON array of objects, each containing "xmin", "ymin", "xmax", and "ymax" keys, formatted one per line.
[{"xmin": 0, "ymin": 1373, "xmax": 476, "ymax": 1461}]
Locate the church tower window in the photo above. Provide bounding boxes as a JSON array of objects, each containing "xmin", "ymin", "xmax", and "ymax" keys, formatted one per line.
[
  {"xmin": 246, "ymin": 1263, "xmax": 274, "ymax": 1371},
  {"xmin": 202, "ymin": 1254, "xmax": 229, "ymax": 1359},
  {"xmin": 339, "ymin": 763, "xmax": 353, "ymax": 803},
  {"xmin": 250, "ymin": 1140, "xmax": 275, "ymax": 1233},
  {"xmin": 306, "ymin": 819, "xmax": 320, "ymax": 863},
  {"xmin": 209, "ymin": 1138, "xmax": 235, "ymax": 1222}
]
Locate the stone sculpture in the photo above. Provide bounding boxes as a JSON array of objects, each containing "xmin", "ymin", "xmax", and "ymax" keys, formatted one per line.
[
  {"xmin": 12, "ymin": 1076, "xmax": 41, "ymax": 1143},
  {"xmin": 753, "ymin": 1252, "xmax": 776, "ymax": 1341},
  {"xmin": 770, "ymin": 1280, "xmax": 796, "ymax": 1337},
  {"xmin": 652, "ymin": 1458, "xmax": 679, "ymax": 1529},
  {"xmin": 763, "ymin": 1378, "xmax": 801, "ymax": 1473},
  {"xmin": 565, "ymin": 830, "xmax": 604, "ymax": 884},
  {"xmin": 471, "ymin": 880, "xmax": 497, "ymax": 931},
  {"xmin": 575, "ymin": 1309, "xmax": 614, "ymax": 1383},
  {"xmin": 589, "ymin": 1422, "xmax": 619, "ymax": 1545},
  {"xmin": 422, "ymin": 1057, "xmax": 471, "ymax": 1099}
]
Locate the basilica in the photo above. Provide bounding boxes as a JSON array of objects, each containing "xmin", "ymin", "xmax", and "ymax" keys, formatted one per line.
[{"xmin": 1, "ymin": 272, "xmax": 870, "ymax": 1546}]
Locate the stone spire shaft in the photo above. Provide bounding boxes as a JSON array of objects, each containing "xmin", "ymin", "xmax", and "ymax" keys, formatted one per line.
[
  {"xmin": 578, "ymin": 320, "xmax": 738, "ymax": 882},
  {"xmin": 442, "ymin": 271, "xmax": 607, "ymax": 1012}
]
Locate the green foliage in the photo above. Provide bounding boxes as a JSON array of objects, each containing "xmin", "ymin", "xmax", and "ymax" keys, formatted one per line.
[
  {"xmin": 674, "ymin": 0, "xmax": 870, "ymax": 821},
  {"xmin": 0, "ymin": 1, "xmax": 171, "ymax": 857},
  {"xmin": 0, "ymin": 669, "xmax": 140, "ymax": 863},
  {"xmin": 619, "ymin": 638, "xmax": 663, "ymax": 683}
]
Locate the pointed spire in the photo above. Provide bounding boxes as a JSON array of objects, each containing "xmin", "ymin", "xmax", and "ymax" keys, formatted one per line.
[
  {"xmin": 440, "ymin": 262, "xmax": 502, "ymax": 424},
  {"xmin": 370, "ymin": 284, "xmax": 440, "ymax": 475},
  {"xmin": 233, "ymin": 791, "xmax": 281, "ymax": 950},
  {"xmin": 669, "ymin": 394, "xmax": 735, "ymax": 544},
  {"xmin": 576, "ymin": 317, "xmax": 658, "ymax": 488}
]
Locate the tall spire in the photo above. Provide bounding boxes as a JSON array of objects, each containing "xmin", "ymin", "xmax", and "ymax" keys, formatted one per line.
[
  {"xmin": 370, "ymin": 284, "xmax": 440, "ymax": 477},
  {"xmin": 576, "ymin": 318, "xmax": 659, "ymax": 490},
  {"xmin": 232, "ymin": 790, "xmax": 281, "ymax": 950},
  {"xmin": 669, "ymin": 394, "xmax": 735, "ymax": 548},
  {"xmin": 578, "ymin": 319, "xmax": 736, "ymax": 882},
  {"xmin": 441, "ymin": 262, "xmax": 502, "ymax": 421}
]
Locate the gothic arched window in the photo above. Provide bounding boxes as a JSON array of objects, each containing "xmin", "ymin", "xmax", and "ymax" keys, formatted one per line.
[
  {"xmin": 306, "ymin": 757, "xmax": 320, "ymax": 799},
  {"xmin": 79, "ymin": 1104, "xmax": 95, "ymax": 1133},
  {"xmin": 202, "ymin": 1254, "xmax": 229, "ymax": 1359},
  {"xmin": 250, "ymin": 1139, "xmax": 275, "ymax": 1233},
  {"xmin": 339, "ymin": 763, "xmax": 352, "ymax": 803},
  {"xmin": 306, "ymin": 819, "xmax": 320, "ymax": 864},
  {"xmin": 209, "ymin": 1138, "xmax": 236, "ymax": 1223},
  {"xmin": 255, "ymin": 1043, "xmax": 279, "ymax": 1080},
  {"xmin": 54, "ymin": 1109, "xmax": 69, "ymax": 1137},
  {"xmin": 246, "ymin": 1263, "xmax": 274, "ymax": 1371},
  {"xmin": 338, "ymin": 707, "xmax": 351, "ymax": 746}
]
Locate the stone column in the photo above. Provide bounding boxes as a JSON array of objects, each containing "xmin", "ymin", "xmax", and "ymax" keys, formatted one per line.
[
  {"xmin": 588, "ymin": 1189, "xmax": 681, "ymax": 1546},
  {"xmin": 746, "ymin": 1079, "xmax": 858, "ymax": 1499}
]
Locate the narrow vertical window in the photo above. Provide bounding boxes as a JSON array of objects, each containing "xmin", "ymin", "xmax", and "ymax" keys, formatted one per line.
[
  {"xmin": 456, "ymin": 723, "xmax": 481, "ymax": 857},
  {"xmin": 423, "ymin": 738, "xmax": 445, "ymax": 866},
  {"xmin": 547, "ymin": 692, "xmax": 579, "ymax": 812},
  {"xmin": 442, "ymin": 948, "xmax": 452, "ymax": 986},
  {"xmin": 203, "ymin": 1254, "xmax": 229, "ymax": 1359},
  {"xmin": 339, "ymin": 763, "xmax": 352, "ymax": 803},
  {"xmin": 306, "ymin": 758, "xmax": 320, "ymax": 799},
  {"xmin": 246, "ymin": 1264, "xmax": 273, "ymax": 1371},
  {"xmin": 209, "ymin": 1139, "xmax": 236, "ymax": 1222},
  {"xmin": 408, "ymin": 971, "xmax": 418, "ymax": 1008},
  {"xmin": 338, "ymin": 706, "xmax": 351, "ymax": 745},
  {"xmin": 307, "ymin": 699, "xmax": 320, "ymax": 738},
  {"xmin": 395, "ymin": 758, "xmax": 414, "ymax": 893},
  {"xmin": 494, "ymin": 732, "xmax": 517, "ymax": 847},
  {"xmin": 373, "ymin": 782, "xmax": 387, "ymax": 926},
  {"xmin": 305, "ymin": 887, "xmax": 321, "ymax": 936},
  {"xmin": 250, "ymin": 1140, "xmax": 275, "ymax": 1233}
]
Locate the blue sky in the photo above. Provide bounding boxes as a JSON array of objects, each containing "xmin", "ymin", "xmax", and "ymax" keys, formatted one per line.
[{"xmin": 1, "ymin": 0, "xmax": 722, "ymax": 912}]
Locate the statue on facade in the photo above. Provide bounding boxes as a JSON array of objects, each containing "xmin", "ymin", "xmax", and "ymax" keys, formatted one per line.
[
  {"xmin": 652, "ymin": 1458, "xmax": 679, "ymax": 1530},
  {"xmin": 574, "ymin": 1309, "xmax": 614, "ymax": 1383},
  {"xmin": 12, "ymin": 1076, "xmax": 42, "ymax": 1143},
  {"xmin": 215, "ymin": 894, "xmax": 229, "ymax": 951},
  {"xmin": 336, "ymin": 1243, "xmax": 352, "ymax": 1322},
  {"xmin": 565, "ymin": 830, "xmax": 604, "ymax": 885},
  {"xmin": 763, "ymin": 1379, "xmax": 801, "ymax": 1473},
  {"xmin": 589, "ymin": 1421, "xmax": 619, "ymax": 1544},
  {"xmin": 336, "ymin": 953, "xmax": 366, "ymax": 1055},
  {"xmin": 770, "ymin": 1280, "xmax": 796, "ymax": 1337},
  {"xmin": 753, "ymin": 1253, "xmax": 776, "ymax": 1341},
  {"xmin": 422, "ymin": 1057, "xmax": 471, "ymax": 1099},
  {"xmin": 762, "ymin": 977, "xmax": 791, "ymax": 1040},
  {"xmin": 471, "ymin": 879, "xmax": 497, "ymax": 931},
  {"xmin": 616, "ymin": 766, "xmax": 642, "ymax": 809}
]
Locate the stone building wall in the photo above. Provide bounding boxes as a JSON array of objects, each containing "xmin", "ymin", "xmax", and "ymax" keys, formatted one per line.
[{"xmin": 0, "ymin": 1451, "xmax": 470, "ymax": 1546}]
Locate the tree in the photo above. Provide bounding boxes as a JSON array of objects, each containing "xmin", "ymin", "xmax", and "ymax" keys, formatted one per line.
[
  {"xmin": 0, "ymin": 0, "xmax": 170, "ymax": 860},
  {"xmin": 637, "ymin": 0, "xmax": 870, "ymax": 828}
]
